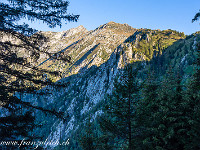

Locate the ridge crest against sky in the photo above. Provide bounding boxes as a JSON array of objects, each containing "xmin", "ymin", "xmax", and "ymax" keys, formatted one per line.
[{"xmin": 3, "ymin": 0, "xmax": 200, "ymax": 35}]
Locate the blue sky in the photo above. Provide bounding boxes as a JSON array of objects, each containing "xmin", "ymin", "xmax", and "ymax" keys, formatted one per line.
[{"xmin": 14, "ymin": 0, "xmax": 200, "ymax": 34}]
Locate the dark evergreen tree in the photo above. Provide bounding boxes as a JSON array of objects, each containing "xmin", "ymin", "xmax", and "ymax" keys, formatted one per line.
[
  {"xmin": 79, "ymin": 116, "xmax": 97, "ymax": 150},
  {"xmin": 0, "ymin": 0, "xmax": 79, "ymax": 35},
  {"xmin": 133, "ymin": 71, "xmax": 159, "ymax": 149},
  {"xmin": 192, "ymin": 10, "xmax": 200, "ymax": 23},
  {"xmin": 134, "ymin": 67, "xmax": 200, "ymax": 149},
  {"xmin": 99, "ymin": 65, "xmax": 140, "ymax": 150},
  {"xmin": 184, "ymin": 43, "xmax": 200, "ymax": 149}
]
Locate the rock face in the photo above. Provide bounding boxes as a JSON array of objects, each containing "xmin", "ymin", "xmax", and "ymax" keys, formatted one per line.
[
  {"xmin": 19, "ymin": 22, "xmax": 139, "ymax": 148},
  {"xmin": 39, "ymin": 22, "xmax": 137, "ymax": 76},
  {"xmin": 1, "ymin": 21, "xmax": 200, "ymax": 149}
]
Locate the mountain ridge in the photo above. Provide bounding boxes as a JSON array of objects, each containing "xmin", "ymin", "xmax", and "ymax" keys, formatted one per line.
[{"xmin": 1, "ymin": 21, "xmax": 199, "ymax": 149}]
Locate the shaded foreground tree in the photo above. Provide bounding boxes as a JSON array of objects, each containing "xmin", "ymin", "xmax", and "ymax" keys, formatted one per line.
[
  {"xmin": 0, "ymin": 0, "xmax": 79, "ymax": 149},
  {"xmin": 79, "ymin": 116, "xmax": 98, "ymax": 150},
  {"xmin": 192, "ymin": 10, "xmax": 200, "ymax": 23},
  {"xmin": 0, "ymin": 0, "xmax": 79, "ymax": 35},
  {"xmin": 99, "ymin": 65, "xmax": 140, "ymax": 150}
]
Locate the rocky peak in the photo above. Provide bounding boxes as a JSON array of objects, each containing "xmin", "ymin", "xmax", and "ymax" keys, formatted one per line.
[
  {"xmin": 76, "ymin": 25, "xmax": 87, "ymax": 32},
  {"xmin": 94, "ymin": 21, "xmax": 136, "ymax": 34},
  {"xmin": 37, "ymin": 25, "xmax": 88, "ymax": 40}
]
